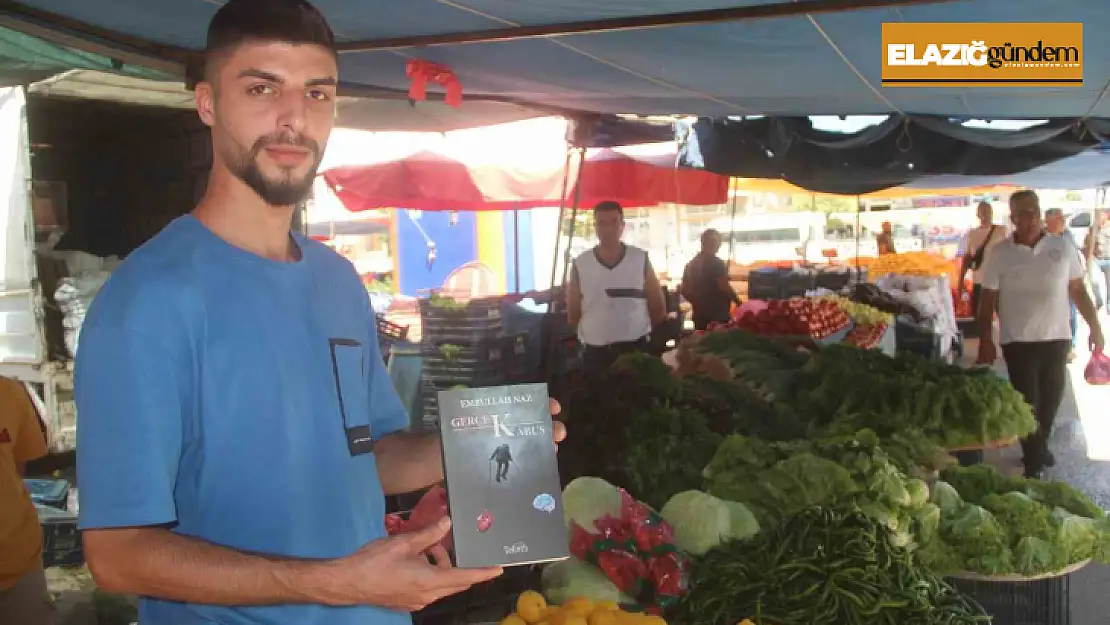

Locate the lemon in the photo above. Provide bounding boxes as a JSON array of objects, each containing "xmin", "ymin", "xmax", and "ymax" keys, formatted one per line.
[
  {"xmin": 593, "ymin": 601, "xmax": 620, "ymax": 612},
  {"xmin": 560, "ymin": 616, "xmax": 588, "ymax": 625},
  {"xmin": 516, "ymin": 591, "xmax": 548, "ymax": 623},
  {"xmin": 640, "ymin": 616, "xmax": 668, "ymax": 625},
  {"xmin": 587, "ymin": 610, "xmax": 619, "ymax": 625},
  {"xmin": 500, "ymin": 616, "xmax": 528, "ymax": 625},
  {"xmin": 564, "ymin": 597, "xmax": 594, "ymax": 616}
]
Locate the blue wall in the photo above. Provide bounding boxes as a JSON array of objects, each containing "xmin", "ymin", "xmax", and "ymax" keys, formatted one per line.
[
  {"xmin": 502, "ymin": 210, "xmax": 535, "ymax": 293},
  {"xmin": 396, "ymin": 210, "xmax": 477, "ymax": 296}
]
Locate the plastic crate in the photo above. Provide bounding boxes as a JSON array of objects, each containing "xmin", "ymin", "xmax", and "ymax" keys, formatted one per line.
[
  {"xmin": 422, "ymin": 334, "xmax": 531, "ymax": 382},
  {"xmin": 896, "ymin": 320, "xmax": 944, "ymax": 360},
  {"xmin": 815, "ymin": 266, "xmax": 868, "ymax": 292},
  {"xmin": 376, "ymin": 314, "xmax": 411, "ymax": 362},
  {"xmin": 25, "ymin": 478, "xmax": 70, "ymax": 510},
  {"xmin": 412, "ymin": 565, "xmax": 543, "ymax": 625},
  {"xmin": 948, "ymin": 574, "xmax": 1070, "ymax": 625},
  {"xmin": 36, "ymin": 503, "xmax": 84, "ymax": 568},
  {"xmin": 783, "ymin": 269, "xmax": 818, "ymax": 298},
  {"xmin": 747, "ymin": 268, "xmax": 785, "ymax": 301},
  {"xmin": 420, "ymin": 296, "xmax": 503, "ymax": 324}
]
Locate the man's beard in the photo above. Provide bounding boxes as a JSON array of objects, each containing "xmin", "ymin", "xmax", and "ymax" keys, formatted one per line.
[{"xmin": 224, "ymin": 133, "xmax": 321, "ymax": 206}]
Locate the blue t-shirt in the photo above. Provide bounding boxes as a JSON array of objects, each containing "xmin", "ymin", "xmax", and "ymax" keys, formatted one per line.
[{"xmin": 75, "ymin": 215, "xmax": 412, "ymax": 625}]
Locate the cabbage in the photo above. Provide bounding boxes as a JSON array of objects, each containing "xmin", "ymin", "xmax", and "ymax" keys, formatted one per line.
[
  {"xmin": 866, "ymin": 464, "xmax": 911, "ymax": 508},
  {"xmin": 930, "ymin": 481, "xmax": 964, "ymax": 514},
  {"xmin": 660, "ymin": 490, "xmax": 760, "ymax": 556},
  {"xmin": 1054, "ymin": 509, "xmax": 1101, "ymax": 562},
  {"xmin": 905, "ymin": 479, "xmax": 929, "ymax": 510},
  {"xmin": 1014, "ymin": 537, "xmax": 1063, "ymax": 576},
  {"xmin": 914, "ymin": 503, "xmax": 941, "ymax": 544},
  {"xmin": 541, "ymin": 557, "xmax": 633, "ymax": 605},
  {"xmin": 946, "ymin": 504, "xmax": 1002, "ymax": 543},
  {"xmin": 562, "ymin": 477, "xmax": 622, "ymax": 533}
]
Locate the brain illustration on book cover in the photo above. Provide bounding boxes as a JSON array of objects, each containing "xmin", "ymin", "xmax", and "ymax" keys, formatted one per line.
[{"xmin": 438, "ymin": 383, "xmax": 569, "ymax": 569}]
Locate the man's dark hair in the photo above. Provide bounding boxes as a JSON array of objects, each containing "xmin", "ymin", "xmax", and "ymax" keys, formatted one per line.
[
  {"xmin": 594, "ymin": 200, "xmax": 624, "ymax": 219},
  {"xmin": 204, "ymin": 0, "xmax": 336, "ymax": 80},
  {"xmin": 1009, "ymin": 189, "xmax": 1039, "ymax": 208}
]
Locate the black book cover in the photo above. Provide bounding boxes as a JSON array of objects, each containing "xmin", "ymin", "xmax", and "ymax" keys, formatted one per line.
[{"xmin": 437, "ymin": 383, "xmax": 569, "ymax": 569}]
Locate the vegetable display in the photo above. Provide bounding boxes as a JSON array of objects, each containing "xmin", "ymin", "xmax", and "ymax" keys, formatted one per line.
[
  {"xmin": 916, "ymin": 465, "xmax": 1110, "ymax": 577},
  {"xmin": 725, "ymin": 298, "xmax": 850, "ymax": 340},
  {"xmin": 675, "ymin": 507, "xmax": 990, "ymax": 625},
  {"xmin": 818, "ymin": 293, "xmax": 894, "ymax": 326},
  {"xmin": 702, "ymin": 430, "xmax": 927, "ymax": 542},
  {"xmin": 794, "ymin": 344, "xmax": 1037, "ymax": 449},
  {"xmin": 562, "ymin": 478, "xmax": 691, "ymax": 615},
  {"xmin": 550, "ymin": 328, "xmax": 1102, "ymax": 625}
]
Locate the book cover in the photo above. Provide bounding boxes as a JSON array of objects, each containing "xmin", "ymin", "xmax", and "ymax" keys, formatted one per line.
[{"xmin": 437, "ymin": 383, "xmax": 569, "ymax": 569}]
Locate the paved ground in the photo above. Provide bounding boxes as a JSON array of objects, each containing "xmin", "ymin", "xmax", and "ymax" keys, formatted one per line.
[{"xmin": 969, "ymin": 309, "xmax": 1110, "ymax": 625}]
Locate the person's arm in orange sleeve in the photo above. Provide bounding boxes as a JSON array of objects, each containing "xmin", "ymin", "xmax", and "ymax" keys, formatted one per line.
[{"xmin": 12, "ymin": 382, "xmax": 47, "ymax": 476}]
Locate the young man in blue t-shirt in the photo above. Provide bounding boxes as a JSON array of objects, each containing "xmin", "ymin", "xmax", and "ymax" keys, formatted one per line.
[{"xmin": 73, "ymin": 2, "xmax": 564, "ymax": 624}]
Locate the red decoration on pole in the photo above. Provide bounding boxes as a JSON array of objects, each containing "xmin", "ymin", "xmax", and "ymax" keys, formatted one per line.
[{"xmin": 406, "ymin": 59, "xmax": 464, "ymax": 107}]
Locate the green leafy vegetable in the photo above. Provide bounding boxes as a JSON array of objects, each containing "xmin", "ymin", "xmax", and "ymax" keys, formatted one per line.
[
  {"xmin": 562, "ymin": 477, "xmax": 622, "ymax": 534},
  {"xmin": 675, "ymin": 506, "xmax": 990, "ymax": 625},
  {"xmin": 659, "ymin": 490, "xmax": 760, "ymax": 556},
  {"xmin": 541, "ymin": 557, "xmax": 634, "ymax": 605}
]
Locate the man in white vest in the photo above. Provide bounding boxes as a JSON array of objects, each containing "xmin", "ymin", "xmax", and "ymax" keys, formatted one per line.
[{"xmin": 566, "ymin": 201, "xmax": 667, "ymax": 374}]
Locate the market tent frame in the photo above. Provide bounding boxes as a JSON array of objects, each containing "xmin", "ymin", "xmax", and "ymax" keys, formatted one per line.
[{"xmin": 4, "ymin": 0, "xmax": 1110, "ymax": 120}]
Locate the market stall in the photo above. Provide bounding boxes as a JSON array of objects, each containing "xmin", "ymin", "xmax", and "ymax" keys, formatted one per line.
[{"xmin": 544, "ymin": 331, "xmax": 1108, "ymax": 625}]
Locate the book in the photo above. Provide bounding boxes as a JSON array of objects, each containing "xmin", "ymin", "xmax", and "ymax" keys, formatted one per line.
[{"xmin": 437, "ymin": 382, "xmax": 569, "ymax": 569}]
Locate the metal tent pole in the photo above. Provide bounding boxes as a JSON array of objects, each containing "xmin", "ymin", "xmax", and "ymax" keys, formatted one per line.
[{"xmin": 725, "ymin": 177, "xmax": 740, "ymax": 272}]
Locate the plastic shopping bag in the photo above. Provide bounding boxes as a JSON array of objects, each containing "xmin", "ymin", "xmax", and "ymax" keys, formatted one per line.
[{"xmin": 1084, "ymin": 350, "xmax": 1110, "ymax": 385}]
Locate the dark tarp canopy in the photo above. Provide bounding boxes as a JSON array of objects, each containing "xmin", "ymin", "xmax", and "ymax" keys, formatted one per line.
[
  {"xmin": 678, "ymin": 116, "xmax": 1110, "ymax": 195},
  {"xmin": 5, "ymin": 0, "xmax": 1110, "ymax": 119}
]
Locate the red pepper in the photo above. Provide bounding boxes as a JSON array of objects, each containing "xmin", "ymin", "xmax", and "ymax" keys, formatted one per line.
[{"xmin": 597, "ymin": 550, "xmax": 648, "ymax": 595}]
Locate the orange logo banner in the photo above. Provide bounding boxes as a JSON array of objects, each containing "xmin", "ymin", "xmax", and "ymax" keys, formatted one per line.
[{"xmin": 881, "ymin": 23, "xmax": 1083, "ymax": 87}]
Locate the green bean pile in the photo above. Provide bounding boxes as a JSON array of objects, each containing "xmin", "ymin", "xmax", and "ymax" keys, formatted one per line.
[{"xmin": 674, "ymin": 507, "xmax": 990, "ymax": 625}]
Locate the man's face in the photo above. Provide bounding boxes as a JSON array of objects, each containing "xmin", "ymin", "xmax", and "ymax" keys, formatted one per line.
[
  {"xmin": 1009, "ymin": 195, "xmax": 1042, "ymax": 238},
  {"xmin": 1045, "ymin": 212, "xmax": 1065, "ymax": 234},
  {"xmin": 977, "ymin": 202, "xmax": 993, "ymax": 224},
  {"xmin": 196, "ymin": 41, "xmax": 337, "ymax": 206},
  {"xmin": 593, "ymin": 209, "xmax": 625, "ymax": 245}
]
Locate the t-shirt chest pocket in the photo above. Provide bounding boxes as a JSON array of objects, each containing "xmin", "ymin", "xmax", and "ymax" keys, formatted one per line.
[{"xmin": 327, "ymin": 338, "xmax": 374, "ymax": 456}]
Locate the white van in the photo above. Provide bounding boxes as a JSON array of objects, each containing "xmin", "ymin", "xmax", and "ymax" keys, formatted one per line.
[
  {"xmin": 702, "ymin": 212, "xmax": 826, "ymax": 266},
  {"xmin": 0, "ymin": 84, "xmax": 214, "ymax": 452}
]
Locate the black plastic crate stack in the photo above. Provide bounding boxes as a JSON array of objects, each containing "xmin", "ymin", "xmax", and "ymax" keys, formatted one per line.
[
  {"xmin": 747, "ymin": 267, "xmax": 786, "ymax": 300},
  {"xmin": 948, "ymin": 575, "xmax": 1071, "ymax": 625},
  {"xmin": 412, "ymin": 565, "xmax": 542, "ymax": 625},
  {"xmin": 782, "ymin": 266, "xmax": 818, "ymax": 298},
  {"xmin": 815, "ymin": 266, "xmax": 869, "ymax": 292},
  {"xmin": 419, "ymin": 296, "xmax": 511, "ymax": 431},
  {"xmin": 375, "ymin": 314, "xmax": 410, "ymax": 363}
]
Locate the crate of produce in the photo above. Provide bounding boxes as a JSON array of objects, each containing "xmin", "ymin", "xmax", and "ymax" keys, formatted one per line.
[
  {"xmin": 948, "ymin": 567, "xmax": 1078, "ymax": 625},
  {"xmin": 412, "ymin": 565, "xmax": 542, "ymax": 625},
  {"xmin": 24, "ymin": 478, "xmax": 70, "ymax": 510},
  {"xmin": 36, "ymin": 503, "xmax": 84, "ymax": 568},
  {"xmin": 422, "ymin": 334, "xmax": 530, "ymax": 385},
  {"xmin": 419, "ymin": 294, "xmax": 503, "ymax": 324}
]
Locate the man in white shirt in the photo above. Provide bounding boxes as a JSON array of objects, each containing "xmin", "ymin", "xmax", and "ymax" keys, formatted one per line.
[
  {"xmin": 566, "ymin": 201, "xmax": 666, "ymax": 375},
  {"xmin": 959, "ymin": 201, "xmax": 1008, "ymax": 315},
  {"xmin": 977, "ymin": 190, "xmax": 1104, "ymax": 477},
  {"xmin": 1045, "ymin": 208, "xmax": 1082, "ymax": 360}
]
